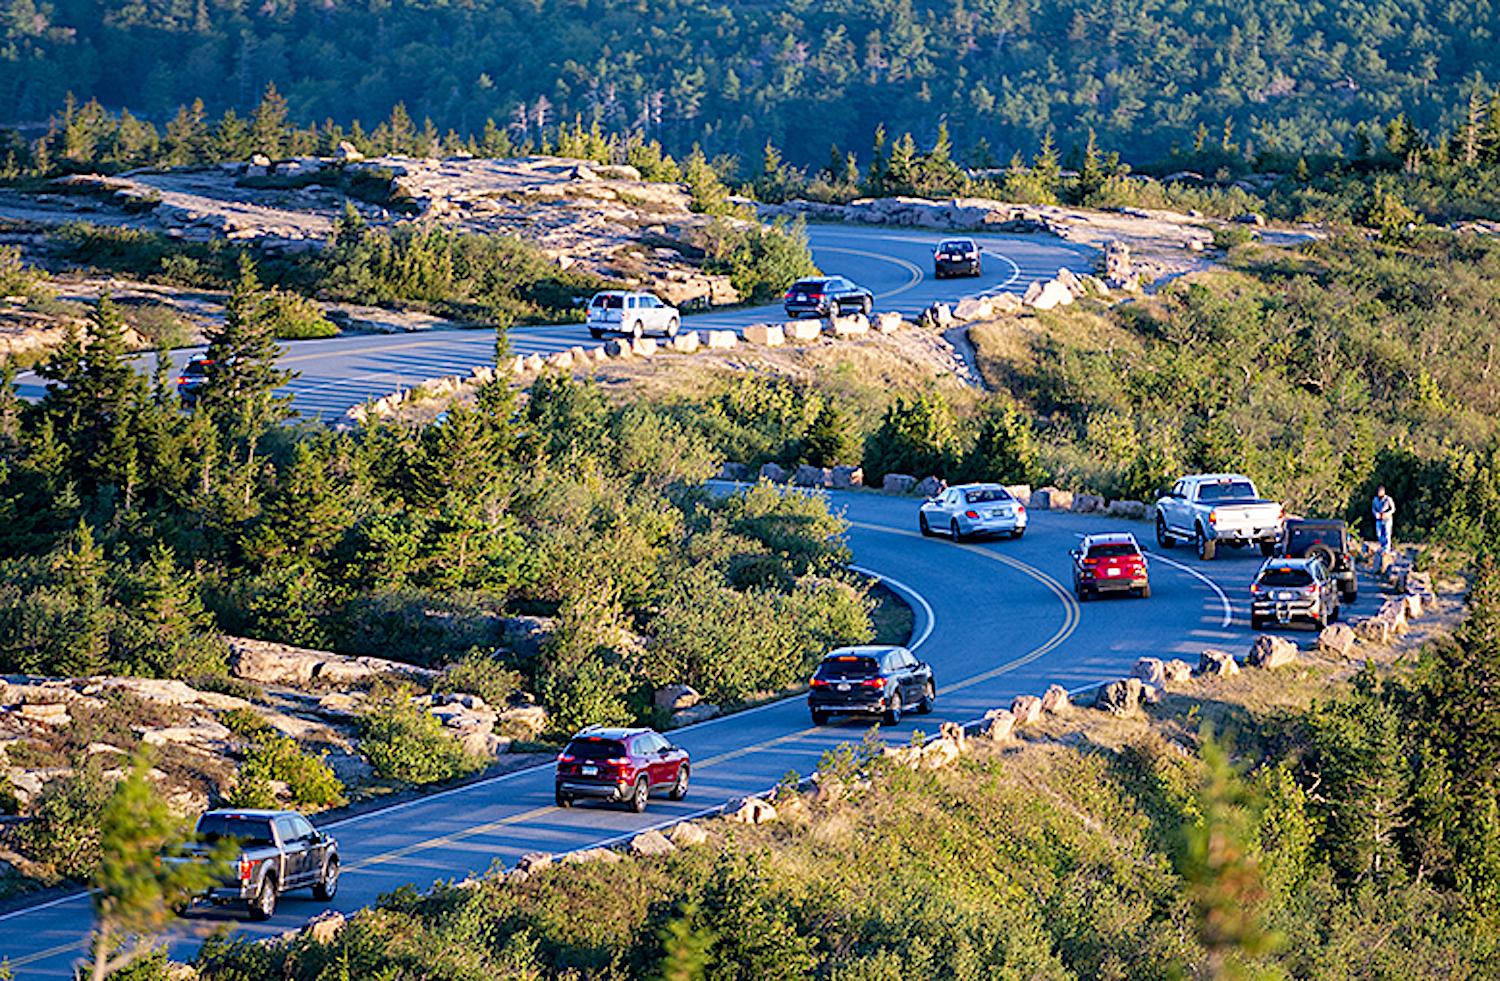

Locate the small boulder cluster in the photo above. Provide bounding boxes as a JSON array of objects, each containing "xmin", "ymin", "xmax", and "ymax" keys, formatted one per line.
[
  {"xmin": 652, "ymin": 684, "xmax": 721, "ymax": 727},
  {"xmin": 741, "ymin": 311, "xmax": 906, "ymax": 346},
  {"xmin": 716, "ymin": 461, "xmax": 865, "ymax": 490}
]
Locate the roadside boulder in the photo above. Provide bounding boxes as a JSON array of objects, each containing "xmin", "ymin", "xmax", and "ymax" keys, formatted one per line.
[
  {"xmin": 953, "ymin": 296, "xmax": 994, "ymax": 322},
  {"xmin": 939, "ymin": 720, "xmax": 967, "ymax": 749},
  {"xmin": 785, "ymin": 320, "xmax": 823, "ymax": 342},
  {"xmin": 630, "ymin": 829, "xmax": 676, "ymax": 857},
  {"xmin": 920, "ymin": 303, "xmax": 955, "ymax": 328},
  {"xmin": 630, "ymin": 337, "xmax": 658, "ymax": 357},
  {"xmin": 670, "ymin": 331, "xmax": 701, "ymax": 353},
  {"xmin": 982, "ymin": 708, "xmax": 1016, "ymax": 741},
  {"xmin": 759, "ymin": 462, "xmax": 788, "ymax": 484},
  {"xmin": 654, "ymin": 685, "xmax": 700, "ymax": 712},
  {"xmin": 793, "ymin": 465, "xmax": 830, "ymax": 488},
  {"xmin": 1040, "ymin": 684, "xmax": 1070, "ymax": 714},
  {"xmin": 874, "ymin": 312, "xmax": 904, "ymax": 333},
  {"xmin": 514, "ymin": 852, "xmax": 552, "ymax": 875},
  {"xmin": 1354, "ymin": 617, "xmax": 1392, "ymax": 645},
  {"xmin": 1248, "ymin": 635, "xmax": 1298, "ymax": 670},
  {"xmin": 522, "ymin": 353, "xmax": 546, "ymax": 372},
  {"xmin": 1197, "ymin": 648, "xmax": 1240, "ymax": 676},
  {"xmin": 1010, "ymin": 694, "xmax": 1043, "ymax": 726},
  {"xmin": 544, "ymin": 350, "xmax": 574, "ymax": 370},
  {"xmin": 335, "ymin": 141, "xmax": 364, "ymax": 162},
  {"xmin": 1317, "ymin": 623, "xmax": 1357, "ymax": 658},
  {"xmin": 913, "ymin": 476, "xmax": 944, "ymax": 497},
  {"xmin": 1022, "ymin": 279, "xmax": 1075, "ymax": 310},
  {"xmin": 1072, "ymin": 493, "xmax": 1106, "ymax": 514},
  {"xmin": 703, "ymin": 330, "xmax": 738, "ymax": 350},
  {"xmin": 1031, "ymin": 487, "xmax": 1073, "ymax": 511},
  {"xmin": 883, "ymin": 473, "xmax": 916, "ymax": 494},
  {"xmin": 1054, "ymin": 267, "xmax": 1085, "ymax": 297},
  {"xmin": 831, "ymin": 465, "xmax": 864, "ymax": 489},
  {"xmin": 1095, "ymin": 678, "xmax": 1145, "ymax": 715},
  {"xmin": 304, "ymin": 910, "xmax": 346, "ymax": 945},
  {"xmin": 1404, "ymin": 593, "xmax": 1424, "ymax": 619},
  {"xmin": 743, "ymin": 323, "xmax": 785, "ymax": 346},
  {"xmin": 669, "ymin": 821, "xmax": 708, "ymax": 847},
  {"xmin": 920, "ymin": 737, "xmax": 961, "ymax": 769},
  {"xmin": 717, "ymin": 462, "xmax": 750, "ymax": 482},
  {"xmin": 1162, "ymin": 659, "xmax": 1194, "ymax": 684},
  {"xmin": 671, "ymin": 703, "xmax": 721, "ymax": 726},
  {"xmin": 826, "ymin": 314, "xmax": 870, "ymax": 337},
  {"xmin": 1133, "ymin": 657, "xmax": 1166, "ymax": 686},
  {"xmin": 1005, "ymin": 484, "xmax": 1032, "ymax": 506},
  {"xmin": 564, "ymin": 847, "xmax": 621, "ymax": 865},
  {"xmin": 726, "ymin": 797, "xmax": 778, "ymax": 825}
]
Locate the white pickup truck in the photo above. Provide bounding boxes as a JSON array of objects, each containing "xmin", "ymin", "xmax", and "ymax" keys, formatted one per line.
[{"xmin": 1154, "ymin": 474, "xmax": 1284, "ymax": 560}]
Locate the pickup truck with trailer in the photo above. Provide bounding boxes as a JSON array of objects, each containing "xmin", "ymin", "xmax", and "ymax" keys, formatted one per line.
[
  {"xmin": 173, "ymin": 809, "xmax": 339, "ymax": 920},
  {"xmin": 1154, "ymin": 474, "xmax": 1285, "ymax": 561}
]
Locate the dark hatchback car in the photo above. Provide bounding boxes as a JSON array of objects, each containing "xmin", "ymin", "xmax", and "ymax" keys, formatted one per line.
[
  {"xmin": 1278, "ymin": 518, "xmax": 1357, "ymax": 602},
  {"xmin": 554, "ymin": 726, "xmax": 689, "ymax": 812},
  {"xmin": 783, "ymin": 276, "xmax": 874, "ymax": 319},
  {"xmin": 176, "ymin": 355, "xmax": 214, "ymax": 407},
  {"xmin": 808, "ymin": 645, "xmax": 934, "ymax": 726},
  {"xmin": 933, "ymin": 238, "xmax": 983, "ymax": 278},
  {"xmin": 1250, "ymin": 557, "xmax": 1340, "ymax": 630}
]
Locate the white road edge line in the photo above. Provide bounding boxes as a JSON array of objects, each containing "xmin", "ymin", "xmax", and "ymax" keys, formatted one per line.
[
  {"xmin": 1071, "ymin": 531, "xmax": 1234, "ymax": 628},
  {"xmin": 849, "ymin": 565, "xmax": 935, "ymax": 651}
]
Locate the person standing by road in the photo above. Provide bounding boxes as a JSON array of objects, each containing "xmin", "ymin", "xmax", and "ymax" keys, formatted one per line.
[{"xmin": 1372, "ymin": 485, "xmax": 1396, "ymax": 551}]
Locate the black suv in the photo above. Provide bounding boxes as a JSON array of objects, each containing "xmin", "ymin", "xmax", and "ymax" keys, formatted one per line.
[
  {"xmin": 783, "ymin": 277, "xmax": 874, "ymax": 319},
  {"xmin": 808, "ymin": 646, "xmax": 934, "ymax": 726},
  {"xmin": 933, "ymin": 238, "xmax": 982, "ymax": 278},
  {"xmin": 1277, "ymin": 519, "xmax": 1357, "ymax": 602}
]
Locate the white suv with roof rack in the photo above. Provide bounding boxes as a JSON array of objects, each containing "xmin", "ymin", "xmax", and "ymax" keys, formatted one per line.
[{"xmin": 586, "ymin": 291, "xmax": 680, "ymax": 340}]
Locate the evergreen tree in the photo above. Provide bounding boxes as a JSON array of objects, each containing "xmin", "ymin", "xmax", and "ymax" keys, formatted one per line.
[
  {"xmin": 1075, "ymin": 128, "xmax": 1105, "ymax": 202},
  {"xmin": 800, "ymin": 401, "xmax": 858, "ymax": 467},
  {"xmin": 212, "ymin": 108, "xmax": 249, "ymax": 160},
  {"xmin": 164, "ymin": 99, "xmax": 209, "ymax": 165},
  {"xmin": 961, "ymin": 399, "xmax": 1039, "ymax": 484},
  {"xmin": 862, "ymin": 394, "xmax": 959, "ymax": 483},
  {"xmin": 199, "ymin": 255, "xmax": 293, "ymax": 449},
  {"xmin": 249, "ymin": 82, "xmax": 290, "ymax": 156}
]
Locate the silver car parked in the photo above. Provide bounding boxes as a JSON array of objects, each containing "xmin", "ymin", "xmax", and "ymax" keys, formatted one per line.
[
  {"xmin": 918, "ymin": 483, "xmax": 1028, "ymax": 541},
  {"xmin": 586, "ymin": 291, "xmax": 681, "ymax": 340}
]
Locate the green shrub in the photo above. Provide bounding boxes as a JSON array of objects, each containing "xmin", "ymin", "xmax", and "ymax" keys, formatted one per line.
[
  {"xmin": 257, "ymin": 289, "xmax": 336, "ymax": 339},
  {"xmin": 229, "ymin": 733, "xmax": 345, "ymax": 808},
  {"xmin": 438, "ymin": 648, "xmax": 523, "ymax": 707},
  {"xmin": 698, "ymin": 217, "xmax": 818, "ymax": 302},
  {"xmin": 358, "ymin": 688, "xmax": 478, "ymax": 785},
  {"xmin": 862, "ymin": 393, "xmax": 960, "ymax": 484},
  {"xmin": 16, "ymin": 756, "xmax": 113, "ymax": 881}
]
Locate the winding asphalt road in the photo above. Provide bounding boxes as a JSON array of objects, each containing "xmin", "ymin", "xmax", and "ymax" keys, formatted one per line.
[
  {"xmin": 0, "ymin": 491, "xmax": 1380, "ymax": 975},
  {"xmin": 0, "ymin": 224, "xmax": 1279, "ymax": 974},
  {"xmin": 13, "ymin": 225, "xmax": 1094, "ymax": 420}
]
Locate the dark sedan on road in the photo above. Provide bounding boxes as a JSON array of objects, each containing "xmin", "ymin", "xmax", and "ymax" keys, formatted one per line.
[
  {"xmin": 176, "ymin": 355, "xmax": 213, "ymax": 407},
  {"xmin": 933, "ymin": 238, "xmax": 983, "ymax": 278},
  {"xmin": 808, "ymin": 645, "xmax": 934, "ymax": 726},
  {"xmin": 783, "ymin": 276, "xmax": 874, "ymax": 319},
  {"xmin": 554, "ymin": 726, "xmax": 689, "ymax": 812}
]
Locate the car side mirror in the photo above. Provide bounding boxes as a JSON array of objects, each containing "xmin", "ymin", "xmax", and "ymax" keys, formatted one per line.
[
  {"xmin": 1139, "ymin": 545, "xmax": 1150, "ymax": 553},
  {"xmin": 1068, "ymin": 549, "xmax": 1080, "ymax": 557}
]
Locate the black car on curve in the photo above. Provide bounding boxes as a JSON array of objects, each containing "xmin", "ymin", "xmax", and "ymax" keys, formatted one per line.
[
  {"xmin": 933, "ymin": 238, "xmax": 983, "ymax": 278},
  {"xmin": 808, "ymin": 645, "xmax": 934, "ymax": 726},
  {"xmin": 783, "ymin": 276, "xmax": 874, "ymax": 319}
]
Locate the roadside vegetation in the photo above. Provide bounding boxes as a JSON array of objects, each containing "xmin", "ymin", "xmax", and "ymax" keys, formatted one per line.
[{"xmin": 190, "ymin": 569, "xmax": 1500, "ymax": 980}]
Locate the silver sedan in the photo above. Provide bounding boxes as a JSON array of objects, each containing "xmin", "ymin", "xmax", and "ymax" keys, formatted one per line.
[{"xmin": 918, "ymin": 483, "xmax": 1028, "ymax": 541}]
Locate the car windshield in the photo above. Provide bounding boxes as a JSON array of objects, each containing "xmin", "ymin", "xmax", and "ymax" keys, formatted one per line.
[
  {"xmin": 790, "ymin": 280, "xmax": 828, "ymax": 293},
  {"xmin": 196, "ymin": 815, "xmax": 275, "ymax": 847},
  {"xmin": 816, "ymin": 655, "xmax": 880, "ymax": 678},
  {"xmin": 1287, "ymin": 526, "xmax": 1343, "ymax": 550},
  {"xmin": 565, "ymin": 737, "xmax": 626, "ymax": 759},
  {"xmin": 964, "ymin": 488, "xmax": 1011, "ymax": 504},
  {"xmin": 1198, "ymin": 480, "xmax": 1257, "ymax": 502},
  {"xmin": 591, "ymin": 295, "xmax": 624, "ymax": 308},
  {"xmin": 1087, "ymin": 544, "xmax": 1139, "ymax": 558},
  {"xmin": 1259, "ymin": 567, "xmax": 1313, "ymax": 587}
]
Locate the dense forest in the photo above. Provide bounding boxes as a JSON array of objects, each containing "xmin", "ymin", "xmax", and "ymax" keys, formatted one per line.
[{"xmin": 2, "ymin": 0, "xmax": 1498, "ymax": 168}]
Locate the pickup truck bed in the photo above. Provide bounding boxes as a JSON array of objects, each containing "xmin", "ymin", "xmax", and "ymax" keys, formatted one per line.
[{"xmin": 1155, "ymin": 474, "xmax": 1284, "ymax": 560}]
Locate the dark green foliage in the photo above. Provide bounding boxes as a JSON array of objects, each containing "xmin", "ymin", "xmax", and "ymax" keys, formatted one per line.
[
  {"xmin": 959, "ymin": 398, "xmax": 1040, "ymax": 485},
  {"xmin": 862, "ymin": 394, "xmax": 960, "ymax": 484},
  {"xmin": 223, "ymin": 709, "xmax": 345, "ymax": 808},
  {"xmin": 799, "ymin": 401, "xmax": 859, "ymax": 468},
  {"xmin": 697, "ymin": 218, "xmax": 818, "ymax": 303},
  {"xmin": 16, "ymin": 755, "xmax": 113, "ymax": 882},
  {"xmin": 198, "ymin": 257, "xmax": 293, "ymax": 443}
]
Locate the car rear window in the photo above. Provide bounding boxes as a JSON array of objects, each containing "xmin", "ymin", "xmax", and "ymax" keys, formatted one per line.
[
  {"xmin": 1087, "ymin": 544, "xmax": 1139, "ymax": 558},
  {"xmin": 591, "ymin": 295, "xmax": 624, "ymax": 308},
  {"xmin": 790, "ymin": 280, "xmax": 828, "ymax": 293},
  {"xmin": 196, "ymin": 815, "xmax": 275, "ymax": 847},
  {"xmin": 565, "ymin": 737, "xmax": 626, "ymax": 759},
  {"xmin": 1258, "ymin": 568, "xmax": 1313, "ymax": 587},
  {"xmin": 963, "ymin": 488, "xmax": 1012, "ymax": 504},
  {"xmin": 1287, "ymin": 527, "xmax": 1343, "ymax": 551},
  {"xmin": 939, "ymin": 240, "xmax": 974, "ymax": 252},
  {"xmin": 816, "ymin": 655, "xmax": 880, "ymax": 678},
  {"xmin": 1198, "ymin": 480, "xmax": 1258, "ymax": 502},
  {"xmin": 185, "ymin": 360, "xmax": 210, "ymax": 376}
]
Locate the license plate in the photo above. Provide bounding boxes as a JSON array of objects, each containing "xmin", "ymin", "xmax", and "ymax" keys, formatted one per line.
[
  {"xmin": 581, "ymin": 765, "xmax": 598, "ymax": 776},
  {"xmin": 795, "ymin": 294, "xmax": 806, "ymax": 301},
  {"xmin": 1105, "ymin": 567, "xmax": 1121, "ymax": 577},
  {"xmin": 990, "ymin": 509, "xmax": 1010, "ymax": 518},
  {"xmin": 1277, "ymin": 591, "xmax": 1295, "ymax": 601},
  {"xmin": 837, "ymin": 683, "xmax": 850, "ymax": 692}
]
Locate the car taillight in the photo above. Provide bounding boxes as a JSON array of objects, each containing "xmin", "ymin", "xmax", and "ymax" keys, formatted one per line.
[
  {"xmin": 557, "ymin": 753, "xmax": 574, "ymax": 763},
  {"xmin": 808, "ymin": 292, "xmax": 824, "ymax": 299},
  {"xmin": 1304, "ymin": 585, "xmax": 1319, "ymax": 595},
  {"xmin": 604, "ymin": 757, "xmax": 631, "ymax": 766},
  {"xmin": 176, "ymin": 377, "xmax": 189, "ymax": 385},
  {"xmin": 965, "ymin": 510, "xmax": 979, "ymax": 519},
  {"xmin": 238, "ymin": 856, "xmax": 254, "ymax": 882},
  {"xmin": 1081, "ymin": 557, "xmax": 1100, "ymax": 566},
  {"xmin": 1017, "ymin": 504, "xmax": 1026, "ymax": 513},
  {"xmin": 1209, "ymin": 510, "xmax": 1220, "ymax": 525},
  {"xmin": 1250, "ymin": 583, "xmax": 1262, "ymax": 593},
  {"xmin": 859, "ymin": 677, "xmax": 886, "ymax": 688},
  {"xmin": 810, "ymin": 677, "xmax": 830, "ymax": 687}
]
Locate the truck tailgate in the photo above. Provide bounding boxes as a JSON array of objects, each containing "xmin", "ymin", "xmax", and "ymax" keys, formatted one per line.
[{"xmin": 1212, "ymin": 503, "xmax": 1281, "ymax": 531}]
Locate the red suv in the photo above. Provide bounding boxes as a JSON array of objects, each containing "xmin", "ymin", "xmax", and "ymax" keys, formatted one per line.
[
  {"xmin": 554, "ymin": 726, "xmax": 689, "ymax": 812},
  {"xmin": 1071, "ymin": 533, "xmax": 1151, "ymax": 600}
]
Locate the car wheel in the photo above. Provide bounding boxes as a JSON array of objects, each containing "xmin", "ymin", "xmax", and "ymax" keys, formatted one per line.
[
  {"xmin": 1313, "ymin": 611, "xmax": 1329, "ymax": 631},
  {"xmin": 860, "ymin": 297, "xmax": 872, "ymax": 316},
  {"xmin": 1342, "ymin": 586, "xmax": 1358, "ymax": 604},
  {"xmin": 628, "ymin": 776, "xmax": 649, "ymax": 813},
  {"xmin": 1330, "ymin": 602, "xmax": 1341, "ymax": 623},
  {"xmin": 811, "ymin": 709, "xmax": 830, "ymax": 726},
  {"xmin": 1250, "ymin": 615, "xmax": 1265, "ymax": 630},
  {"xmin": 883, "ymin": 691, "xmax": 903, "ymax": 726},
  {"xmin": 665, "ymin": 317, "xmax": 679, "ymax": 338},
  {"xmin": 1156, "ymin": 515, "xmax": 1175, "ymax": 548},
  {"xmin": 1137, "ymin": 584, "xmax": 1152, "ymax": 599},
  {"xmin": 632, "ymin": 321, "xmax": 644, "ymax": 340},
  {"xmin": 1261, "ymin": 540, "xmax": 1278, "ymax": 557},
  {"xmin": 1010, "ymin": 528, "xmax": 1025, "ymax": 539},
  {"xmin": 555, "ymin": 788, "xmax": 572, "ymax": 808},
  {"xmin": 1196, "ymin": 528, "xmax": 1216, "ymax": 561},
  {"xmin": 917, "ymin": 681, "xmax": 935, "ymax": 714},
  {"xmin": 669, "ymin": 764, "xmax": 690, "ymax": 801},
  {"xmin": 950, "ymin": 519, "xmax": 964, "ymax": 543},
  {"xmin": 1076, "ymin": 586, "xmax": 1090, "ymax": 602},
  {"xmin": 249, "ymin": 875, "xmax": 278, "ymax": 921},
  {"xmin": 589, "ymin": 327, "xmax": 603, "ymax": 340},
  {"xmin": 919, "ymin": 513, "xmax": 932, "ymax": 537},
  {"xmin": 313, "ymin": 857, "xmax": 339, "ymax": 901}
]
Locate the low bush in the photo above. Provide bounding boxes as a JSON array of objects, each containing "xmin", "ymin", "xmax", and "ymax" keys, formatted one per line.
[
  {"xmin": 257, "ymin": 289, "xmax": 336, "ymax": 339},
  {"xmin": 438, "ymin": 648, "xmax": 523, "ymax": 707},
  {"xmin": 15, "ymin": 756, "xmax": 113, "ymax": 882},
  {"xmin": 357, "ymin": 687, "xmax": 479, "ymax": 785},
  {"xmin": 227, "ymin": 732, "xmax": 345, "ymax": 809}
]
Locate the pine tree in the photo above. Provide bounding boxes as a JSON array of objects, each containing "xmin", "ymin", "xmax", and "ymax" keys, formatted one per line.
[
  {"xmin": 962, "ymin": 400, "xmax": 1039, "ymax": 484},
  {"xmin": 886, "ymin": 132, "xmax": 918, "ymax": 194},
  {"xmin": 164, "ymin": 99, "xmax": 209, "ymax": 166},
  {"xmin": 212, "ymin": 108, "xmax": 249, "ymax": 160},
  {"xmin": 131, "ymin": 543, "xmax": 222, "ymax": 678},
  {"xmin": 1032, "ymin": 131, "xmax": 1061, "ymax": 196},
  {"xmin": 199, "ymin": 255, "xmax": 293, "ymax": 449},
  {"xmin": 249, "ymin": 82, "xmax": 290, "ymax": 157},
  {"xmin": 801, "ymin": 401, "xmax": 858, "ymax": 467},
  {"xmin": 865, "ymin": 124, "xmax": 889, "ymax": 194},
  {"xmin": 1075, "ymin": 128, "xmax": 1105, "ymax": 202}
]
